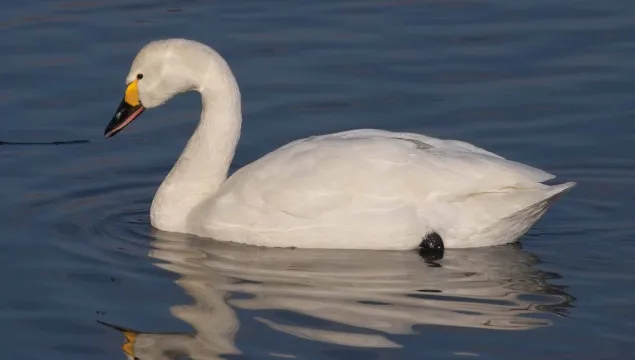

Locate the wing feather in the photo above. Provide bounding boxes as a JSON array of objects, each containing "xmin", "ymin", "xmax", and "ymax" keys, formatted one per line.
[{"xmin": 220, "ymin": 129, "xmax": 554, "ymax": 218}]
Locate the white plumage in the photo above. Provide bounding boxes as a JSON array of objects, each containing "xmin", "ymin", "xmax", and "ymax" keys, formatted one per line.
[{"xmin": 109, "ymin": 39, "xmax": 575, "ymax": 250}]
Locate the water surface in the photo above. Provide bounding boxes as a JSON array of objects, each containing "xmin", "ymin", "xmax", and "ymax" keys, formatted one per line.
[{"xmin": 1, "ymin": 0, "xmax": 634, "ymax": 359}]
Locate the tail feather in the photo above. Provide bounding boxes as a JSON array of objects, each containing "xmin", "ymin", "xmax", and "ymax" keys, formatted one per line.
[
  {"xmin": 513, "ymin": 181, "xmax": 576, "ymax": 216},
  {"xmin": 447, "ymin": 181, "xmax": 576, "ymax": 248},
  {"xmin": 480, "ymin": 181, "xmax": 576, "ymax": 245}
]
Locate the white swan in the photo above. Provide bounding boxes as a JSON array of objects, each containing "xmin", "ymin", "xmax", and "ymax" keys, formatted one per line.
[{"xmin": 105, "ymin": 38, "xmax": 575, "ymax": 250}]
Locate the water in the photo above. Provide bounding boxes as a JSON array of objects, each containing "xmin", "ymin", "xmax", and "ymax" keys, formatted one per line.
[{"xmin": 1, "ymin": 0, "xmax": 634, "ymax": 359}]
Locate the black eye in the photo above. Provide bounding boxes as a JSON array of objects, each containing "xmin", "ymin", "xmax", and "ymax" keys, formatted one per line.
[{"xmin": 137, "ymin": 73, "xmax": 144, "ymax": 80}]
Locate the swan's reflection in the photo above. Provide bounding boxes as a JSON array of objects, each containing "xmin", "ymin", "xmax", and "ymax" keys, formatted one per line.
[{"xmin": 111, "ymin": 232, "xmax": 573, "ymax": 359}]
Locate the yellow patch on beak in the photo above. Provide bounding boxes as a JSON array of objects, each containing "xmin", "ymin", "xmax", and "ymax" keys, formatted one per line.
[{"xmin": 124, "ymin": 79, "xmax": 140, "ymax": 106}]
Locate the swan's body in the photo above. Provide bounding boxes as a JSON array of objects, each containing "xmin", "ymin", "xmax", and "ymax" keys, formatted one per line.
[{"xmin": 106, "ymin": 39, "xmax": 575, "ymax": 250}]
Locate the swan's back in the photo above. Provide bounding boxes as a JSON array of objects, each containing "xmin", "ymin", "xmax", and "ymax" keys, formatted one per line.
[{"xmin": 196, "ymin": 129, "xmax": 574, "ymax": 249}]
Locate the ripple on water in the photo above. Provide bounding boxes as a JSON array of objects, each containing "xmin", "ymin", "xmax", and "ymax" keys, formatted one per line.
[{"xmin": 11, "ymin": 170, "xmax": 158, "ymax": 271}]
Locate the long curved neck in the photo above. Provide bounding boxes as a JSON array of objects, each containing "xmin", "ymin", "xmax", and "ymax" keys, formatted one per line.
[{"xmin": 150, "ymin": 75, "xmax": 241, "ymax": 233}]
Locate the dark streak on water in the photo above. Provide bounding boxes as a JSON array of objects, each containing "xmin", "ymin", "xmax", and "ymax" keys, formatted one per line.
[
  {"xmin": 0, "ymin": 140, "xmax": 89, "ymax": 145},
  {"xmin": 1, "ymin": 0, "xmax": 634, "ymax": 359}
]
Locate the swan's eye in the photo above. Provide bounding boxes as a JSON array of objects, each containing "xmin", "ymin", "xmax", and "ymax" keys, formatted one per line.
[{"xmin": 137, "ymin": 73, "xmax": 144, "ymax": 80}]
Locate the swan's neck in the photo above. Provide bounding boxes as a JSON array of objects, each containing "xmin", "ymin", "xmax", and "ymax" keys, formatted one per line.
[{"xmin": 150, "ymin": 83, "xmax": 241, "ymax": 232}]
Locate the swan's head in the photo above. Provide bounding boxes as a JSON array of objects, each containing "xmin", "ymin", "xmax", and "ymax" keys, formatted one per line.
[{"xmin": 105, "ymin": 38, "xmax": 234, "ymax": 138}]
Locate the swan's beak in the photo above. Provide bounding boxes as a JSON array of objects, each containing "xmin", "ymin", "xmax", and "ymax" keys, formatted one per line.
[{"xmin": 104, "ymin": 80, "xmax": 146, "ymax": 138}]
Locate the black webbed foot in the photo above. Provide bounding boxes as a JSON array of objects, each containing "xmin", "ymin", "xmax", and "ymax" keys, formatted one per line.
[
  {"xmin": 418, "ymin": 232, "xmax": 444, "ymax": 265},
  {"xmin": 420, "ymin": 232, "xmax": 444, "ymax": 251}
]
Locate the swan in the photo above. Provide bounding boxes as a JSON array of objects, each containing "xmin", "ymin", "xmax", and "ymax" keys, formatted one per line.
[{"xmin": 104, "ymin": 38, "xmax": 575, "ymax": 250}]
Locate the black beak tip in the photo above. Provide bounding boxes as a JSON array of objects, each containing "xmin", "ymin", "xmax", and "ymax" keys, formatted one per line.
[
  {"xmin": 104, "ymin": 99, "xmax": 144, "ymax": 139},
  {"xmin": 104, "ymin": 120, "xmax": 120, "ymax": 138}
]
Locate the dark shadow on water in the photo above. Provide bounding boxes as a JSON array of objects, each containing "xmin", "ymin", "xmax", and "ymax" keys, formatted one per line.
[
  {"xmin": 101, "ymin": 230, "xmax": 574, "ymax": 360},
  {"xmin": 0, "ymin": 139, "xmax": 89, "ymax": 146}
]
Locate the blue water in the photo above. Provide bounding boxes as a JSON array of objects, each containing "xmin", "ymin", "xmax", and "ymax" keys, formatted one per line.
[{"xmin": 1, "ymin": 0, "xmax": 634, "ymax": 359}]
